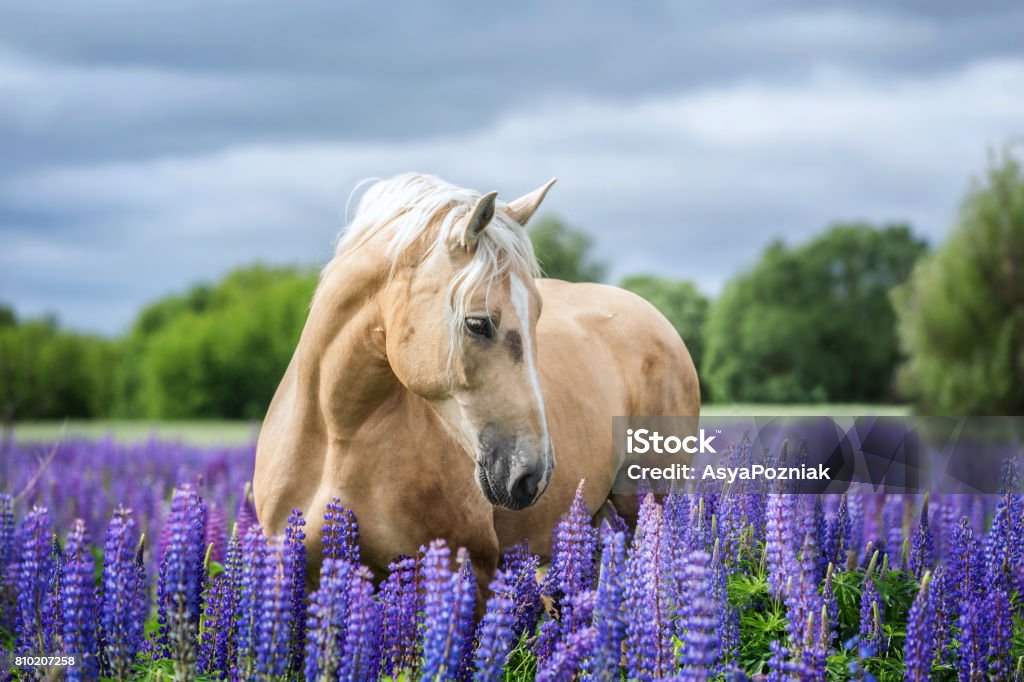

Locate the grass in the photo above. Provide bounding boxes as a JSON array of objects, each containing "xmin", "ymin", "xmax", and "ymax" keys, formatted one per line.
[{"xmin": 11, "ymin": 404, "xmax": 910, "ymax": 446}]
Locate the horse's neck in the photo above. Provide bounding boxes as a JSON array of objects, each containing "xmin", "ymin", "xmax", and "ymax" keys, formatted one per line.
[{"xmin": 297, "ymin": 253, "xmax": 401, "ymax": 434}]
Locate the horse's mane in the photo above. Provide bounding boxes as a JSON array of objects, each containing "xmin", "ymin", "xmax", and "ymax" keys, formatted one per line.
[{"xmin": 324, "ymin": 172, "xmax": 541, "ymax": 361}]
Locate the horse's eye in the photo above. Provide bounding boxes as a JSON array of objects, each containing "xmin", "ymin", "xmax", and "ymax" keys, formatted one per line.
[{"xmin": 465, "ymin": 316, "xmax": 496, "ymax": 339}]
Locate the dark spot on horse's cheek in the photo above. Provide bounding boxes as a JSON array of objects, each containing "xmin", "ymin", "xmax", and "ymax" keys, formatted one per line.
[{"xmin": 504, "ymin": 330, "xmax": 523, "ymax": 363}]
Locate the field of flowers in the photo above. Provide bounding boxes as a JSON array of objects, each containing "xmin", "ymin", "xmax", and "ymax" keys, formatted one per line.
[{"xmin": 1, "ymin": 436, "xmax": 1023, "ymax": 681}]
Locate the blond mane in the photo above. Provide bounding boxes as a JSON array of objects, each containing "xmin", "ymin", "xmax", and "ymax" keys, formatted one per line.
[{"xmin": 325, "ymin": 172, "xmax": 541, "ymax": 361}]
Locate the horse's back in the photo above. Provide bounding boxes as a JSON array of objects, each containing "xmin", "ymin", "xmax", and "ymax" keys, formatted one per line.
[{"xmin": 493, "ymin": 278, "xmax": 699, "ymax": 554}]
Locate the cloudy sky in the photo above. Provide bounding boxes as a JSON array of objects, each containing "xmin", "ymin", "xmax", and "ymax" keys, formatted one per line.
[{"xmin": 2, "ymin": 1, "xmax": 1022, "ymax": 334}]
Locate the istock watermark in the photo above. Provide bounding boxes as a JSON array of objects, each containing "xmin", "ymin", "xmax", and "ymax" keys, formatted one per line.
[{"xmin": 625, "ymin": 427, "xmax": 718, "ymax": 454}]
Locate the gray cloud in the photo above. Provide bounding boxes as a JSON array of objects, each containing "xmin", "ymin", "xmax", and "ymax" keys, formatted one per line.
[{"xmin": 1, "ymin": 2, "xmax": 1023, "ymax": 333}]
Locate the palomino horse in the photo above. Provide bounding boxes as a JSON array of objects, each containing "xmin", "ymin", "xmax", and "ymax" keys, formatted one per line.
[{"xmin": 254, "ymin": 173, "xmax": 699, "ymax": 590}]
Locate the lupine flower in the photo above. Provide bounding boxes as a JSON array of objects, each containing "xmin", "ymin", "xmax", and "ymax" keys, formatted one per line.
[
  {"xmin": 379, "ymin": 554, "xmax": 422, "ymax": 677},
  {"xmin": 338, "ymin": 566, "xmax": 381, "ymax": 682},
  {"xmin": 677, "ymin": 548, "xmax": 721, "ymax": 675},
  {"xmin": 284, "ymin": 509, "xmax": 307, "ymax": 676},
  {"xmin": 235, "ymin": 482, "xmax": 258, "ymax": 541},
  {"xmin": 236, "ymin": 525, "xmax": 270, "ymax": 679},
  {"xmin": 858, "ymin": 575, "xmax": 883, "ymax": 655},
  {"xmin": 304, "ymin": 557, "xmax": 355, "ymax": 681},
  {"xmin": 500, "ymin": 542, "xmax": 541, "ymax": 641},
  {"xmin": 543, "ymin": 480, "xmax": 597, "ymax": 606},
  {"xmin": 536, "ymin": 625, "xmax": 597, "ymax": 682},
  {"xmin": 710, "ymin": 540, "xmax": 739, "ymax": 664},
  {"xmin": 256, "ymin": 539, "xmax": 293, "ymax": 678},
  {"xmin": 322, "ymin": 498, "xmax": 359, "ymax": 564},
  {"xmin": 624, "ymin": 495, "xmax": 672, "ymax": 682},
  {"xmin": 13, "ymin": 505, "xmax": 56, "ymax": 655},
  {"xmin": 588, "ymin": 524, "xmax": 627, "ymax": 680},
  {"xmin": 986, "ymin": 587, "xmax": 1013, "ymax": 680},
  {"xmin": 904, "ymin": 573, "xmax": 936, "ymax": 681},
  {"xmin": 765, "ymin": 494, "xmax": 798, "ymax": 597},
  {"xmin": 908, "ymin": 496, "xmax": 934, "ymax": 579},
  {"xmin": 0, "ymin": 493, "xmax": 13, "ymax": 573},
  {"xmin": 203, "ymin": 524, "xmax": 243, "ymax": 678},
  {"xmin": 823, "ymin": 494, "xmax": 850, "ymax": 571},
  {"xmin": 61, "ymin": 519, "xmax": 99, "ymax": 681},
  {"xmin": 473, "ymin": 569, "xmax": 517, "ymax": 682},
  {"xmin": 959, "ymin": 600, "xmax": 988, "ymax": 681},
  {"xmin": 156, "ymin": 485, "xmax": 207, "ymax": 676},
  {"xmin": 821, "ymin": 563, "xmax": 838, "ymax": 640},
  {"xmin": 100, "ymin": 507, "xmax": 147, "ymax": 680},
  {"xmin": 421, "ymin": 541, "xmax": 476, "ymax": 681},
  {"xmin": 204, "ymin": 503, "xmax": 227, "ymax": 565},
  {"xmin": 985, "ymin": 492, "xmax": 1019, "ymax": 591}
]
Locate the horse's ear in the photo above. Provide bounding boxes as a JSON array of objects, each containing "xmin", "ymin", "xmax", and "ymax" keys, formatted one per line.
[
  {"xmin": 505, "ymin": 178, "xmax": 557, "ymax": 227},
  {"xmin": 457, "ymin": 191, "xmax": 498, "ymax": 250}
]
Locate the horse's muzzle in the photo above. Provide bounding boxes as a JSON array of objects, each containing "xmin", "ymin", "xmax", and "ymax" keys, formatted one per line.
[{"xmin": 475, "ymin": 432, "xmax": 552, "ymax": 510}]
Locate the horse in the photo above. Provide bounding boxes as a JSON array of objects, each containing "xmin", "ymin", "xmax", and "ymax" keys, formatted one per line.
[{"xmin": 253, "ymin": 173, "xmax": 700, "ymax": 592}]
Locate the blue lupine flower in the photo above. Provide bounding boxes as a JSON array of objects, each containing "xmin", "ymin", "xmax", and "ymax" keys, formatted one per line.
[
  {"xmin": 823, "ymin": 494, "xmax": 850, "ymax": 571},
  {"xmin": 338, "ymin": 565, "xmax": 381, "ymax": 682},
  {"xmin": 537, "ymin": 623, "xmax": 596, "ymax": 682},
  {"xmin": 473, "ymin": 569, "xmax": 517, "ymax": 682},
  {"xmin": 256, "ymin": 539, "xmax": 293, "ymax": 678},
  {"xmin": 379, "ymin": 554, "xmax": 422, "ymax": 678},
  {"xmin": 304, "ymin": 557, "xmax": 355, "ymax": 681},
  {"xmin": 858, "ymin": 575, "xmax": 883, "ymax": 655},
  {"xmin": 677, "ymin": 548, "xmax": 721, "ymax": 675},
  {"xmin": 765, "ymin": 494, "xmax": 798, "ymax": 598},
  {"xmin": 236, "ymin": 525, "xmax": 270, "ymax": 679},
  {"xmin": 207, "ymin": 524, "xmax": 243, "ymax": 678},
  {"xmin": 285, "ymin": 509, "xmax": 307, "ymax": 675},
  {"xmin": 0, "ymin": 493, "xmax": 13, "ymax": 575},
  {"xmin": 322, "ymin": 498, "xmax": 359, "ymax": 564},
  {"xmin": 205, "ymin": 503, "xmax": 228, "ymax": 565},
  {"xmin": 624, "ymin": 495, "xmax": 672, "ymax": 682},
  {"xmin": 62, "ymin": 519, "xmax": 99, "ymax": 681},
  {"xmin": 543, "ymin": 480, "xmax": 597, "ymax": 606},
  {"xmin": 235, "ymin": 482, "xmax": 259, "ymax": 541},
  {"xmin": 588, "ymin": 523, "xmax": 627, "ymax": 680},
  {"xmin": 100, "ymin": 507, "xmax": 147, "ymax": 680},
  {"xmin": 711, "ymin": 540, "xmax": 739, "ymax": 665},
  {"xmin": 908, "ymin": 496, "xmax": 934, "ymax": 579},
  {"xmin": 13, "ymin": 505, "xmax": 55, "ymax": 655},
  {"xmin": 985, "ymin": 587, "xmax": 1012, "ymax": 680},
  {"xmin": 421, "ymin": 541, "xmax": 476, "ymax": 681},
  {"xmin": 156, "ymin": 485, "xmax": 207, "ymax": 675},
  {"xmin": 904, "ymin": 573, "xmax": 936, "ymax": 681},
  {"xmin": 822, "ymin": 564, "xmax": 838, "ymax": 637},
  {"xmin": 500, "ymin": 542, "xmax": 541, "ymax": 641},
  {"xmin": 958, "ymin": 600, "xmax": 987, "ymax": 681}
]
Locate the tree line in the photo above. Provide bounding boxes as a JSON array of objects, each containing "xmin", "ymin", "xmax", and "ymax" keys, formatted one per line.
[{"xmin": 2, "ymin": 152, "xmax": 1021, "ymax": 423}]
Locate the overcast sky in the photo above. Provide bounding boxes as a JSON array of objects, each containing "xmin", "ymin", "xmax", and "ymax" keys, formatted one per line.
[{"xmin": 2, "ymin": 1, "xmax": 1022, "ymax": 334}]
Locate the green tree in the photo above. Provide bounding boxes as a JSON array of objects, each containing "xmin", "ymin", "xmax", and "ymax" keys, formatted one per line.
[
  {"xmin": 529, "ymin": 217, "xmax": 607, "ymax": 282},
  {"xmin": 620, "ymin": 275, "xmax": 709, "ymax": 397},
  {"xmin": 892, "ymin": 151, "xmax": 1024, "ymax": 414},
  {"xmin": 704, "ymin": 224, "xmax": 927, "ymax": 403},
  {"xmin": 127, "ymin": 264, "xmax": 318, "ymax": 419}
]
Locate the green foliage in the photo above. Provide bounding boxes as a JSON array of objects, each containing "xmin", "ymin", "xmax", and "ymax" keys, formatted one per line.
[
  {"xmin": 0, "ymin": 311, "xmax": 118, "ymax": 425},
  {"xmin": 620, "ymin": 275, "xmax": 709, "ymax": 396},
  {"xmin": 892, "ymin": 150, "xmax": 1024, "ymax": 414},
  {"xmin": 121, "ymin": 264, "xmax": 318, "ymax": 419},
  {"xmin": 529, "ymin": 217, "xmax": 607, "ymax": 282},
  {"xmin": 703, "ymin": 224, "xmax": 927, "ymax": 403}
]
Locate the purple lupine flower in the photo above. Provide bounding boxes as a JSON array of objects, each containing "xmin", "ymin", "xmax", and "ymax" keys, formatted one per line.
[
  {"xmin": 501, "ymin": 542, "xmax": 541, "ymax": 641},
  {"xmin": 542, "ymin": 480, "xmax": 597, "ymax": 606},
  {"xmin": 421, "ymin": 541, "xmax": 476, "ymax": 680},
  {"xmin": 206, "ymin": 524, "xmax": 243, "ymax": 678},
  {"xmin": 908, "ymin": 496, "xmax": 934, "ymax": 580},
  {"xmin": 304, "ymin": 557, "xmax": 355, "ymax": 681},
  {"xmin": 958, "ymin": 600, "xmax": 987, "ymax": 681},
  {"xmin": 985, "ymin": 587, "xmax": 1012, "ymax": 680},
  {"xmin": 765, "ymin": 494, "xmax": 798, "ymax": 598},
  {"xmin": 379, "ymin": 554, "xmax": 422, "ymax": 677},
  {"xmin": 847, "ymin": 494, "xmax": 864, "ymax": 569},
  {"xmin": 198, "ymin": 572, "xmax": 230, "ymax": 678},
  {"xmin": 205, "ymin": 503, "xmax": 228, "ymax": 565},
  {"xmin": 284, "ymin": 509, "xmax": 307, "ymax": 676},
  {"xmin": 985, "ymin": 492, "xmax": 1019, "ymax": 590},
  {"xmin": 256, "ymin": 539, "xmax": 293, "ymax": 678},
  {"xmin": 624, "ymin": 495, "xmax": 673, "ymax": 682},
  {"xmin": 235, "ymin": 525, "xmax": 269, "ymax": 679},
  {"xmin": 767, "ymin": 639, "xmax": 796, "ymax": 682},
  {"xmin": 13, "ymin": 505, "xmax": 55, "ymax": 655},
  {"xmin": 822, "ymin": 564, "xmax": 838, "ymax": 638},
  {"xmin": 322, "ymin": 498, "xmax": 359, "ymax": 564},
  {"xmin": 710, "ymin": 540, "xmax": 739, "ymax": 665},
  {"xmin": 0, "ymin": 493, "xmax": 13, "ymax": 573},
  {"xmin": 823, "ymin": 494, "xmax": 850, "ymax": 571},
  {"xmin": 338, "ymin": 565, "xmax": 381, "ymax": 682},
  {"xmin": 235, "ymin": 482, "xmax": 258, "ymax": 541},
  {"xmin": 858, "ymin": 576, "xmax": 883, "ymax": 655},
  {"xmin": 473, "ymin": 569, "xmax": 517, "ymax": 682},
  {"xmin": 904, "ymin": 573, "xmax": 936, "ymax": 681},
  {"xmin": 100, "ymin": 507, "xmax": 147, "ymax": 680},
  {"xmin": 677, "ymin": 548, "xmax": 721, "ymax": 676},
  {"xmin": 945, "ymin": 516, "xmax": 984, "ymax": 630},
  {"xmin": 536, "ymin": 625, "xmax": 597, "ymax": 682},
  {"xmin": 882, "ymin": 495, "xmax": 905, "ymax": 565},
  {"xmin": 62, "ymin": 519, "xmax": 99, "ymax": 681},
  {"xmin": 156, "ymin": 485, "xmax": 207, "ymax": 675},
  {"xmin": 588, "ymin": 524, "xmax": 627, "ymax": 681}
]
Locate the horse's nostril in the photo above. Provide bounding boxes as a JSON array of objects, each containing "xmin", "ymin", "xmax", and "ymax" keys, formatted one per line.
[{"xmin": 510, "ymin": 469, "xmax": 542, "ymax": 507}]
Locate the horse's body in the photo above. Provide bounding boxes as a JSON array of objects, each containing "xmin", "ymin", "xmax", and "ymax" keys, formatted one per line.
[{"xmin": 254, "ymin": 174, "xmax": 699, "ymax": 589}]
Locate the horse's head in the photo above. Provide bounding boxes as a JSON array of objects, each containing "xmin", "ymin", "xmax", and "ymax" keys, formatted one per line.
[{"xmin": 377, "ymin": 176, "xmax": 557, "ymax": 510}]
